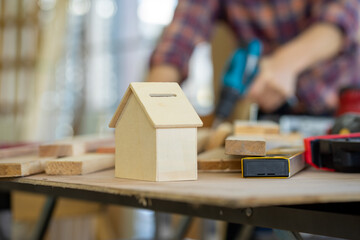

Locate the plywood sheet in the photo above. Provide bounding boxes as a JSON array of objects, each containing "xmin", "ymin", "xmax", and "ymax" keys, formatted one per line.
[
  {"xmin": 45, "ymin": 153, "xmax": 114, "ymax": 175},
  {"xmin": 5, "ymin": 168, "xmax": 360, "ymax": 209}
]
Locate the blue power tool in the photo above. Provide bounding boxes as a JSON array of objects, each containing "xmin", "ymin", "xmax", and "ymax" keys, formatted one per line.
[{"xmin": 213, "ymin": 39, "xmax": 262, "ymax": 127}]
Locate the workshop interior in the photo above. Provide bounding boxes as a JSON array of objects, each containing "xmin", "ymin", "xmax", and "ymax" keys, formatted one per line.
[{"xmin": 0, "ymin": 0, "xmax": 360, "ymax": 240}]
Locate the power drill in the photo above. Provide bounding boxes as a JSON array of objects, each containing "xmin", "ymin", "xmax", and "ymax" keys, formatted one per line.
[{"xmin": 213, "ymin": 39, "xmax": 262, "ymax": 128}]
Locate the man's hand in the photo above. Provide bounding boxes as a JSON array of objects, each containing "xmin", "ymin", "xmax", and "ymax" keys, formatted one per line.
[
  {"xmin": 248, "ymin": 23, "xmax": 343, "ymax": 113},
  {"xmin": 247, "ymin": 56, "xmax": 297, "ymax": 113}
]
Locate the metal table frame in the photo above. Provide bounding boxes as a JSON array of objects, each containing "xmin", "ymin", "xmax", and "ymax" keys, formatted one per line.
[{"xmin": 1, "ymin": 180, "xmax": 360, "ymax": 240}]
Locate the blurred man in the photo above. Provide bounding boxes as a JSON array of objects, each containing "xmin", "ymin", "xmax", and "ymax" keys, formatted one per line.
[{"xmin": 147, "ymin": 0, "xmax": 359, "ymax": 115}]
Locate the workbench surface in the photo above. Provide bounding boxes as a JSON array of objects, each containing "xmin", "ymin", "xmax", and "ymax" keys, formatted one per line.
[
  {"xmin": 2, "ymin": 168, "xmax": 360, "ymax": 239},
  {"xmin": 2, "ymin": 168, "xmax": 360, "ymax": 208}
]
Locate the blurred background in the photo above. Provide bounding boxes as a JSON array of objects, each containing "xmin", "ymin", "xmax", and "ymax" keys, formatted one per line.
[
  {"xmin": 0, "ymin": 0, "xmax": 222, "ymax": 239},
  {"xmin": 0, "ymin": 0, "xmax": 217, "ymax": 144},
  {"xmin": 2, "ymin": 1, "xmax": 359, "ymax": 240}
]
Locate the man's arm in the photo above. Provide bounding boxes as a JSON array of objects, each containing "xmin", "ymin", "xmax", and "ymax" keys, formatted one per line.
[
  {"xmin": 147, "ymin": 0, "xmax": 220, "ymax": 83},
  {"xmin": 248, "ymin": 23, "xmax": 344, "ymax": 112}
]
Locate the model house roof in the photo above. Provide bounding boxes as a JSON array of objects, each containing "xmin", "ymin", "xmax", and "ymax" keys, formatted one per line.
[{"xmin": 109, "ymin": 82, "xmax": 203, "ymax": 128}]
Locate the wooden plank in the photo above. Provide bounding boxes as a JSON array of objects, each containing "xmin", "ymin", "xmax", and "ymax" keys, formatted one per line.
[
  {"xmin": 234, "ymin": 120, "xmax": 279, "ymax": 135},
  {"xmin": 39, "ymin": 135, "xmax": 114, "ymax": 157},
  {"xmin": 225, "ymin": 135, "xmax": 266, "ymax": 156},
  {"xmin": 45, "ymin": 153, "xmax": 115, "ymax": 175},
  {"xmin": 205, "ymin": 122, "xmax": 233, "ymax": 151},
  {"xmin": 0, "ymin": 155, "xmax": 49, "ymax": 177},
  {"xmin": 0, "ymin": 143, "xmax": 38, "ymax": 159},
  {"xmin": 198, "ymin": 148, "xmax": 242, "ymax": 172}
]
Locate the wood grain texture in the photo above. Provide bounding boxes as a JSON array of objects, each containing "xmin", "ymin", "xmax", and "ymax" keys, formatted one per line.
[
  {"xmin": 39, "ymin": 135, "xmax": 114, "ymax": 157},
  {"xmin": 0, "ymin": 155, "xmax": 50, "ymax": 177},
  {"xmin": 114, "ymin": 94, "xmax": 197, "ymax": 181},
  {"xmin": 96, "ymin": 129, "xmax": 209, "ymax": 155},
  {"xmin": 115, "ymin": 93, "xmax": 157, "ymax": 181},
  {"xmin": 225, "ymin": 135, "xmax": 266, "ymax": 156},
  {"xmin": 205, "ymin": 122, "xmax": 233, "ymax": 151},
  {"xmin": 109, "ymin": 82, "xmax": 203, "ymax": 128},
  {"xmin": 234, "ymin": 120, "xmax": 279, "ymax": 135},
  {"xmin": 156, "ymin": 128, "xmax": 197, "ymax": 181},
  {"xmin": 45, "ymin": 153, "xmax": 114, "ymax": 175},
  {"xmin": 198, "ymin": 148, "xmax": 242, "ymax": 172},
  {"xmin": 5, "ymin": 168, "xmax": 360, "ymax": 208},
  {"xmin": 0, "ymin": 144, "xmax": 38, "ymax": 159}
]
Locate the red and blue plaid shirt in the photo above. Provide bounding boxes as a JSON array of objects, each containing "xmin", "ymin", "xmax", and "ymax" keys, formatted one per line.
[{"xmin": 150, "ymin": 0, "xmax": 360, "ymax": 114}]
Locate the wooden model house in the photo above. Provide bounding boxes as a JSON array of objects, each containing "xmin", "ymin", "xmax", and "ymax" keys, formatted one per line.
[{"xmin": 109, "ymin": 82, "xmax": 203, "ymax": 181}]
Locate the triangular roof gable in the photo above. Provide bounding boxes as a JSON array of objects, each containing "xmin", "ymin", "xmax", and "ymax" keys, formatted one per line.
[{"xmin": 109, "ymin": 82, "xmax": 203, "ymax": 128}]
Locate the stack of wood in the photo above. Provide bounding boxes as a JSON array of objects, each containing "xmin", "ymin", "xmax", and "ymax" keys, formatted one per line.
[
  {"xmin": 0, "ymin": 135, "xmax": 115, "ymax": 177},
  {"xmin": 197, "ymin": 120, "xmax": 303, "ymax": 172}
]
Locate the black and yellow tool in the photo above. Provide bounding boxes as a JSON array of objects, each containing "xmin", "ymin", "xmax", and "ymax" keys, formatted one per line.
[{"xmin": 241, "ymin": 147, "xmax": 305, "ymax": 178}]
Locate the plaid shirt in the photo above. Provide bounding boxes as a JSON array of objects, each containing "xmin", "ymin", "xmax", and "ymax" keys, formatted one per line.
[{"xmin": 150, "ymin": 0, "xmax": 360, "ymax": 114}]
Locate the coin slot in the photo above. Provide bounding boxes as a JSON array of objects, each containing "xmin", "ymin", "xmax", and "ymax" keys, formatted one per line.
[{"xmin": 149, "ymin": 93, "xmax": 177, "ymax": 97}]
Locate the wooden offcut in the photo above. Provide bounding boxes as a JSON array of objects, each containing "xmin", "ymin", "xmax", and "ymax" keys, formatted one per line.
[
  {"xmin": 0, "ymin": 155, "xmax": 49, "ymax": 177},
  {"xmin": 198, "ymin": 148, "xmax": 242, "ymax": 172},
  {"xmin": 205, "ymin": 122, "xmax": 233, "ymax": 151},
  {"xmin": 225, "ymin": 135, "xmax": 266, "ymax": 156},
  {"xmin": 45, "ymin": 153, "xmax": 115, "ymax": 175},
  {"xmin": 0, "ymin": 144, "xmax": 38, "ymax": 159},
  {"xmin": 96, "ymin": 147, "xmax": 115, "ymax": 154},
  {"xmin": 39, "ymin": 135, "xmax": 114, "ymax": 157},
  {"xmin": 234, "ymin": 120, "xmax": 279, "ymax": 135},
  {"xmin": 262, "ymin": 133, "xmax": 303, "ymax": 150}
]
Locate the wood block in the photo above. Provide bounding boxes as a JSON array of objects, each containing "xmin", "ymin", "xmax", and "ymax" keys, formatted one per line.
[
  {"xmin": 0, "ymin": 144, "xmax": 38, "ymax": 159},
  {"xmin": 233, "ymin": 133, "xmax": 303, "ymax": 151},
  {"xmin": 45, "ymin": 153, "xmax": 115, "ymax": 175},
  {"xmin": 205, "ymin": 122, "xmax": 233, "ymax": 151},
  {"xmin": 39, "ymin": 135, "xmax": 114, "ymax": 157},
  {"xmin": 197, "ymin": 128, "xmax": 211, "ymax": 153},
  {"xmin": 0, "ymin": 155, "xmax": 50, "ymax": 177},
  {"xmin": 198, "ymin": 148, "xmax": 242, "ymax": 172},
  {"xmin": 96, "ymin": 147, "xmax": 115, "ymax": 154},
  {"xmin": 234, "ymin": 120, "xmax": 279, "ymax": 135},
  {"xmin": 262, "ymin": 133, "xmax": 303, "ymax": 150},
  {"xmin": 225, "ymin": 135, "xmax": 266, "ymax": 156}
]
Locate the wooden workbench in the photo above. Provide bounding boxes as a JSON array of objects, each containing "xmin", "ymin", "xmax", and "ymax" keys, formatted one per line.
[{"xmin": 1, "ymin": 168, "xmax": 360, "ymax": 239}]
